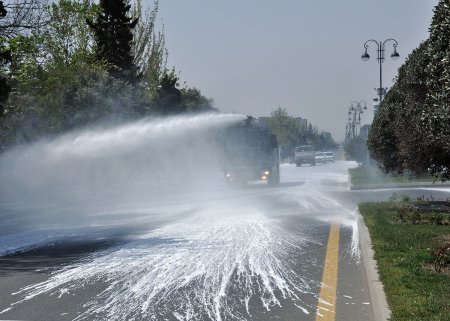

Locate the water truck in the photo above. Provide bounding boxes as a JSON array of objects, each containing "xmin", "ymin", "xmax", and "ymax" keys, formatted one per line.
[{"xmin": 219, "ymin": 116, "xmax": 280, "ymax": 185}]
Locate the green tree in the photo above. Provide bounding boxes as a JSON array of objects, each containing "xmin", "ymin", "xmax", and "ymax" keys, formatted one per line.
[
  {"xmin": 344, "ymin": 136, "xmax": 367, "ymax": 163},
  {"xmin": 266, "ymin": 107, "xmax": 299, "ymax": 157},
  {"xmin": 87, "ymin": 0, "xmax": 139, "ymax": 83},
  {"xmin": 368, "ymin": 1, "xmax": 450, "ymax": 181},
  {"xmin": 180, "ymin": 87, "xmax": 215, "ymax": 113},
  {"xmin": 0, "ymin": 37, "xmax": 11, "ymax": 116},
  {"xmin": 422, "ymin": 0, "xmax": 450, "ymax": 180},
  {"xmin": 2, "ymin": 0, "xmax": 147, "ymax": 144},
  {"xmin": 394, "ymin": 40, "xmax": 431, "ymax": 175},
  {"xmin": 3, "ymin": 0, "xmax": 108, "ymax": 137},
  {"xmin": 0, "ymin": 0, "xmax": 209, "ymax": 152},
  {"xmin": 44, "ymin": 0, "xmax": 99, "ymax": 68},
  {"xmin": 152, "ymin": 71, "xmax": 183, "ymax": 115},
  {"xmin": 312, "ymin": 132, "xmax": 336, "ymax": 151},
  {"xmin": 367, "ymin": 84, "xmax": 404, "ymax": 173},
  {"xmin": 265, "ymin": 107, "xmax": 336, "ymax": 158},
  {"xmin": 131, "ymin": 0, "xmax": 167, "ymax": 96},
  {"xmin": 0, "ymin": 0, "xmax": 46, "ymax": 116}
]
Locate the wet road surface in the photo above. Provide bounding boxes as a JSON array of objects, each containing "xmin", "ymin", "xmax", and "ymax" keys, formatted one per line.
[{"xmin": 1, "ymin": 161, "xmax": 449, "ymax": 320}]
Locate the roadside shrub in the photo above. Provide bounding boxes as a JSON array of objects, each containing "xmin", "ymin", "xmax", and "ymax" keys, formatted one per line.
[
  {"xmin": 391, "ymin": 197, "xmax": 450, "ymax": 225},
  {"xmin": 400, "ymin": 194, "xmax": 411, "ymax": 203},
  {"xmin": 393, "ymin": 202, "xmax": 412, "ymax": 223},
  {"xmin": 430, "ymin": 242, "xmax": 450, "ymax": 273},
  {"xmin": 410, "ymin": 209, "xmax": 423, "ymax": 224},
  {"xmin": 427, "ymin": 212, "xmax": 445, "ymax": 225},
  {"xmin": 389, "ymin": 192, "xmax": 412, "ymax": 203},
  {"xmin": 389, "ymin": 192, "xmax": 400, "ymax": 202},
  {"xmin": 391, "ymin": 194, "xmax": 414, "ymax": 223}
]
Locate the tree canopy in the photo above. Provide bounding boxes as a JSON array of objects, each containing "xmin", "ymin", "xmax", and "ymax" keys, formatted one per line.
[
  {"xmin": 0, "ymin": 0, "xmax": 215, "ymax": 152},
  {"xmin": 87, "ymin": 0, "xmax": 139, "ymax": 83},
  {"xmin": 266, "ymin": 107, "xmax": 336, "ymax": 158},
  {"xmin": 368, "ymin": 0, "xmax": 450, "ymax": 181}
]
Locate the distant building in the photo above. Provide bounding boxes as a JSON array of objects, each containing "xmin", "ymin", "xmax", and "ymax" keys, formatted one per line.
[
  {"xmin": 258, "ymin": 116, "xmax": 308, "ymax": 132},
  {"xmin": 295, "ymin": 117, "xmax": 308, "ymax": 132},
  {"xmin": 257, "ymin": 117, "xmax": 269, "ymax": 128},
  {"xmin": 360, "ymin": 124, "xmax": 371, "ymax": 140}
]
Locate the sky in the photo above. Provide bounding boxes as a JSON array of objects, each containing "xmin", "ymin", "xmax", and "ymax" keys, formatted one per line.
[{"xmin": 156, "ymin": 0, "xmax": 438, "ymax": 141}]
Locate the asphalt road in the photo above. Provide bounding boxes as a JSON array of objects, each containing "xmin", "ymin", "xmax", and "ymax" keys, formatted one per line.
[{"xmin": 1, "ymin": 161, "xmax": 449, "ymax": 321}]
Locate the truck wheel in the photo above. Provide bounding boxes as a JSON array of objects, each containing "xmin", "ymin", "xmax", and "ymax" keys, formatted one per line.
[
  {"xmin": 268, "ymin": 165, "xmax": 280, "ymax": 186},
  {"xmin": 276, "ymin": 163, "xmax": 281, "ymax": 184},
  {"xmin": 311, "ymin": 161, "xmax": 316, "ymax": 166},
  {"xmin": 296, "ymin": 162, "xmax": 301, "ymax": 167},
  {"xmin": 268, "ymin": 174, "xmax": 280, "ymax": 186}
]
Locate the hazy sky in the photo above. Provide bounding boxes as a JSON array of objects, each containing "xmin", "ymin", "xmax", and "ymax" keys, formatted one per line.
[{"xmin": 157, "ymin": 0, "xmax": 437, "ymax": 141}]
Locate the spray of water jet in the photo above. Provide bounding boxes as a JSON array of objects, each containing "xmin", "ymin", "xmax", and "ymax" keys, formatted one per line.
[
  {"xmin": 0, "ymin": 113, "xmax": 244, "ymax": 252},
  {"xmin": 0, "ymin": 113, "xmax": 360, "ymax": 320}
]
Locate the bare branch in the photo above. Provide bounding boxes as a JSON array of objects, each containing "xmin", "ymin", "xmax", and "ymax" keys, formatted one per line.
[{"xmin": 0, "ymin": 0, "xmax": 48, "ymax": 38}]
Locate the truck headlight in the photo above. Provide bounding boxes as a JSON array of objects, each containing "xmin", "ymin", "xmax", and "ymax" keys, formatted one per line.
[
  {"xmin": 225, "ymin": 173, "xmax": 231, "ymax": 178},
  {"xmin": 264, "ymin": 170, "xmax": 270, "ymax": 175}
]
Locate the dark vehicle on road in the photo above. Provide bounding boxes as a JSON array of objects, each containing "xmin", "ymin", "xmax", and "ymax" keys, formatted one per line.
[
  {"xmin": 219, "ymin": 117, "xmax": 280, "ymax": 185},
  {"xmin": 294, "ymin": 145, "xmax": 315, "ymax": 166}
]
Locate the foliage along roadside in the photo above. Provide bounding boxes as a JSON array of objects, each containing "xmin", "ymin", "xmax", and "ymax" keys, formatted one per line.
[
  {"xmin": 265, "ymin": 107, "xmax": 337, "ymax": 159},
  {"xmin": 0, "ymin": 0, "xmax": 215, "ymax": 152},
  {"xmin": 368, "ymin": 0, "xmax": 450, "ymax": 181}
]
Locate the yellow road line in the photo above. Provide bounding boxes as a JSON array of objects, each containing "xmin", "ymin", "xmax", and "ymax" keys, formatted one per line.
[{"xmin": 315, "ymin": 223, "xmax": 340, "ymax": 321}]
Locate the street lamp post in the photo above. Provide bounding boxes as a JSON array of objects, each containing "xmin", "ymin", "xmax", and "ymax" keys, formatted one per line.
[
  {"xmin": 361, "ymin": 39, "xmax": 399, "ymax": 103},
  {"xmin": 346, "ymin": 100, "xmax": 367, "ymax": 138}
]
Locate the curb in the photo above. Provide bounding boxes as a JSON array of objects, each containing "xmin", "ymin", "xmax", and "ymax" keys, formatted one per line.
[
  {"xmin": 350, "ymin": 183, "xmax": 450, "ymax": 191},
  {"xmin": 357, "ymin": 210, "xmax": 391, "ymax": 321}
]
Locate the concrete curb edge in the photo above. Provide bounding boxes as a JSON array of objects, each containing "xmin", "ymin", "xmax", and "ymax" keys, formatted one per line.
[
  {"xmin": 357, "ymin": 210, "xmax": 391, "ymax": 321},
  {"xmin": 350, "ymin": 183, "xmax": 450, "ymax": 191}
]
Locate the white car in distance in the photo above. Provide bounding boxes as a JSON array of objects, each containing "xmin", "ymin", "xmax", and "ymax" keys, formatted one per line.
[
  {"xmin": 314, "ymin": 152, "xmax": 326, "ymax": 164},
  {"xmin": 324, "ymin": 152, "xmax": 335, "ymax": 163}
]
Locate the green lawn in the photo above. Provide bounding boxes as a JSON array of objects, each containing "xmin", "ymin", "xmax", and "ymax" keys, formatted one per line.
[
  {"xmin": 349, "ymin": 166, "xmax": 435, "ymax": 186},
  {"xmin": 359, "ymin": 202, "xmax": 450, "ymax": 321}
]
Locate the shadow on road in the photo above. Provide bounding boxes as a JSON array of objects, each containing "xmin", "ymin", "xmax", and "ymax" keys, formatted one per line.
[{"xmin": 0, "ymin": 239, "xmax": 120, "ymax": 276}]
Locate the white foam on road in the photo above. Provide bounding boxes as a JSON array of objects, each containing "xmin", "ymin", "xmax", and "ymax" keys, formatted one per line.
[
  {"xmin": 279, "ymin": 162, "xmax": 361, "ymax": 259},
  {"xmin": 9, "ymin": 205, "xmax": 315, "ymax": 321}
]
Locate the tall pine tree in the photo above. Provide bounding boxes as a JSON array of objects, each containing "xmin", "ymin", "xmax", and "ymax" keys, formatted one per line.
[
  {"xmin": 0, "ymin": 1, "xmax": 11, "ymax": 116},
  {"xmin": 87, "ymin": 0, "xmax": 139, "ymax": 83}
]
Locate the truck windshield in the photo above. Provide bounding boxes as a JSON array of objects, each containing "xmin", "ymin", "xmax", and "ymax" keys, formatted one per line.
[{"xmin": 295, "ymin": 146, "xmax": 313, "ymax": 152}]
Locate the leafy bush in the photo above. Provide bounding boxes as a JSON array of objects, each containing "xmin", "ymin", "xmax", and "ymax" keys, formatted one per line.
[
  {"xmin": 427, "ymin": 212, "xmax": 445, "ymax": 225},
  {"xmin": 430, "ymin": 242, "xmax": 450, "ymax": 273},
  {"xmin": 411, "ymin": 209, "xmax": 423, "ymax": 224}
]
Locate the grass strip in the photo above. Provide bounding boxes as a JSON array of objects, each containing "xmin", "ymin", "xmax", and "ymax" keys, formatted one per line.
[
  {"xmin": 349, "ymin": 167, "xmax": 434, "ymax": 186},
  {"xmin": 359, "ymin": 202, "xmax": 450, "ymax": 321}
]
